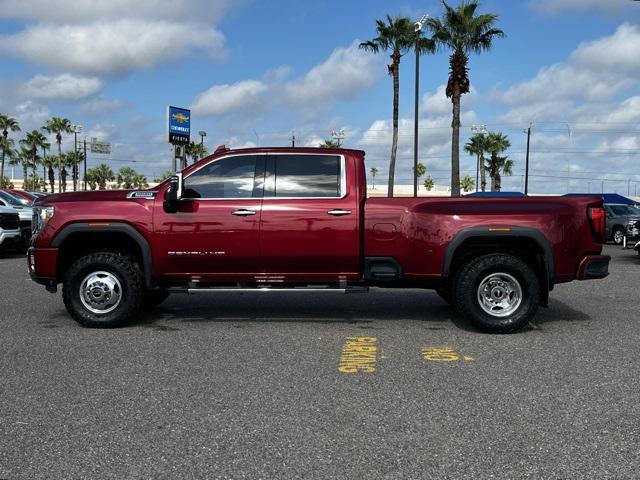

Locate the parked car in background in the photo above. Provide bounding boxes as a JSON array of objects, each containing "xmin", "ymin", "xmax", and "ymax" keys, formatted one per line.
[
  {"xmin": 0, "ymin": 190, "xmax": 33, "ymax": 252},
  {"xmin": 0, "ymin": 205, "xmax": 22, "ymax": 252},
  {"xmin": 7, "ymin": 189, "xmax": 37, "ymax": 203},
  {"xmin": 604, "ymin": 204, "xmax": 640, "ymax": 245}
]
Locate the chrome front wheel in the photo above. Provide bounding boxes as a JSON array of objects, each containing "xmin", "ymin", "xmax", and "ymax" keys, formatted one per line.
[{"xmin": 79, "ymin": 271, "xmax": 123, "ymax": 314}]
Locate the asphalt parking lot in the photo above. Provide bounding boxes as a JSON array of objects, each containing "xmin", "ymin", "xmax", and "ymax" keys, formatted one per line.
[{"xmin": 1, "ymin": 245, "xmax": 639, "ymax": 479}]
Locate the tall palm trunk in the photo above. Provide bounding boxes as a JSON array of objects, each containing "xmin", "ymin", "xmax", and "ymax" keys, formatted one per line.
[
  {"xmin": 480, "ymin": 152, "xmax": 486, "ymax": 192},
  {"xmin": 490, "ymin": 153, "xmax": 497, "ymax": 192},
  {"xmin": 388, "ymin": 53, "xmax": 400, "ymax": 198},
  {"xmin": 1, "ymin": 131, "xmax": 6, "ymax": 180},
  {"xmin": 32, "ymin": 149, "xmax": 38, "ymax": 188},
  {"xmin": 450, "ymin": 88, "xmax": 461, "ymax": 197},
  {"xmin": 57, "ymin": 140, "xmax": 62, "ymax": 193},
  {"xmin": 48, "ymin": 167, "xmax": 55, "ymax": 193}
]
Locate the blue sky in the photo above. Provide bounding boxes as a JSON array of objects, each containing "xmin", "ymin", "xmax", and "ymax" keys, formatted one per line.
[{"xmin": 0, "ymin": 0, "xmax": 639, "ymax": 193}]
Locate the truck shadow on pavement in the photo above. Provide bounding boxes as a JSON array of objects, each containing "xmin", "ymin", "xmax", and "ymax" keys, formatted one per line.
[{"xmin": 134, "ymin": 291, "xmax": 591, "ymax": 334}]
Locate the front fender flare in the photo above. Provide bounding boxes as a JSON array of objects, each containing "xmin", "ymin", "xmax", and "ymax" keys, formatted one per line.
[{"xmin": 51, "ymin": 222, "xmax": 154, "ymax": 288}]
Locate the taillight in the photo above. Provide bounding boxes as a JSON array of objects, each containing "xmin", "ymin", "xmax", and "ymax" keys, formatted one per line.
[{"xmin": 588, "ymin": 206, "xmax": 606, "ymax": 243}]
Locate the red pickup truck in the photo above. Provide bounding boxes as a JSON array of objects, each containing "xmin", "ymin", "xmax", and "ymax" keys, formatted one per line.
[{"xmin": 28, "ymin": 146, "xmax": 609, "ymax": 333}]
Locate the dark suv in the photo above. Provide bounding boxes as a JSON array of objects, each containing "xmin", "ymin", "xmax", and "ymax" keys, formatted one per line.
[{"xmin": 604, "ymin": 204, "xmax": 640, "ymax": 245}]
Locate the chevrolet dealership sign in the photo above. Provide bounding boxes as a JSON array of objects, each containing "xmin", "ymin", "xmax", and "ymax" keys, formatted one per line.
[{"xmin": 167, "ymin": 105, "xmax": 190, "ymax": 145}]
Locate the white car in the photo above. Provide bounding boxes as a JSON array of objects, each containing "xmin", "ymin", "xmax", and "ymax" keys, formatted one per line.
[{"xmin": 0, "ymin": 205, "xmax": 22, "ymax": 251}]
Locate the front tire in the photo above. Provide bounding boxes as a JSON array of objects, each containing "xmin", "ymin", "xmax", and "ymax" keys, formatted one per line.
[
  {"xmin": 62, "ymin": 252, "xmax": 144, "ymax": 328},
  {"xmin": 453, "ymin": 254, "xmax": 539, "ymax": 334}
]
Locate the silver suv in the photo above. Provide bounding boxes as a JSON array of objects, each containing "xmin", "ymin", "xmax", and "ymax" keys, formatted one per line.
[
  {"xmin": 0, "ymin": 190, "xmax": 33, "ymax": 252},
  {"xmin": 0, "ymin": 205, "xmax": 22, "ymax": 251}
]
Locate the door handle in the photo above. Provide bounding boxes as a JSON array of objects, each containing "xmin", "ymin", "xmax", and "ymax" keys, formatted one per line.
[
  {"xmin": 328, "ymin": 209, "xmax": 352, "ymax": 216},
  {"xmin": 232, "ymin": 209, "xmax": 257, "ymax": 216}
]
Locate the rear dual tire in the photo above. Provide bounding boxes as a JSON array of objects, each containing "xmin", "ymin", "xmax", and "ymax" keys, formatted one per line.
[{"xmin": 453, "ymin": 254, "xmax": 539, "ymax": 334}]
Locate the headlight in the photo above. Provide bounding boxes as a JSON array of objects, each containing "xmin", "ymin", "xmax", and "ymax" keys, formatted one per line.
[{"xmin": 33, "ymin": 206, "xmax": 54, "ymax": 234}]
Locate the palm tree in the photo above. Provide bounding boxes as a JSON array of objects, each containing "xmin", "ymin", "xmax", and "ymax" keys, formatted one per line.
[
  {"xmin": 42, "ymin": 155, "xmax": 57, "ymax": 193},
  {"xmin": 460, "ymin": 175, "xmax": 475, "ymax": 193},
  {"xmin": 154, "ymin": 171, "xmax": 174, "ymax": 183},
  {"xmin": 427, "ymin": 1, "xmax": 504, "ymax": 197},
  {"xmin": 185, "ymin": 141, "xmax": 209, "ymax": 166},
  {"xmin": 0, "ymin": 114, "xmax": 20, "ymax": 181},
  {"xmin": 424, "ymin": 175, "xmax": 435, "ymax": 191},
  {"xmin": 64, "ymin": 151, "xmax": 84, "ymax": 191},
  {"xmin": 116, "ymin": 166, "xmax": 139, "ymax": 189},
  {"xmin": 360, "ymin": 15, "xmax": 436, "ymax": 197},
  {"xmin": 43, "ymin": 117, "xmax": 73, "ymax": 192},
  {"xmin": 21, "ymin": 130, "xmax": 49, "ymax": 191},
  {"xmin": 370, "ymin": 166, "xmax": 379, "ymax": 189},
  {"xmin": 319, "ymin": 139, "xmax": 340, "ymax": 148},
  {"xmin": 10, "ymin": 147, "xmax": 31, "ymax": 186},
  {"xmin": 464, "ymin": 133, "xmax": 489, "ymax": 192},
  {"xmin": 133, "ymin": 174, "xmax": 148, "ymax": 189},
  {"xmin": 492, "ymin": 156, "xmax": 513, "ymax": 192},
  {"xmin": 485, "ymin": 132, "xmax": 511, "ymax": 192},
  {"xmin": 0, "ymin": 137, "xmax": 17, "ymax": 188},
  {"xmin": 87, "ymin": 164, "xmax": 115, "ymax": 190}
]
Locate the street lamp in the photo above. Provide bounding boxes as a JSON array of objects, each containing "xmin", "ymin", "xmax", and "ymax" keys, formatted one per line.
[
  {"xmin": 413, "ymin": 14, "xmax": 428, "ymax": 198},
  {"xmin": 523, "ymin": 123, "xmax": 532, "ymax": 195},
  {"xmin": 470, "ymin": 124, "xmax": 487, "ymax": 192},
  {"xmin": 198, "ymin": 130, "xmax": 207, "ymax": 145}
]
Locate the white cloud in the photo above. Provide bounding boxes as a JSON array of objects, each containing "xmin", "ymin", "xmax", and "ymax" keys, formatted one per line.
[
  {"xmin": 21, "ymin": 74, "xmax": 102, "ymax": 101},
  {"xmin": 191, "ymin": 41, "xmax": 381, "ymax": 119},
  {"xmin": 0, "ymin": 0, "xmax": 230, "ymax": 23},
  {"xmin": 14, "ymin": 101, "xmax": 51, "ymax": 130},
  {"xmin": 421, "ymin": 84, "xmax": 477, "ymax": 116},
  {"xmin": 498, "ymin": 24, "xmax": 640, "ymax": 109},
  {"xmin": 571, "ymin": 24, "xmax": 640, "ymax": 74},
  {"xmin": 191, "ymin": 80, "xmax": 268, "ymax": 116},
  {"xmin": 1, "ymin": 20, "xmax": 225, "ymax": 75},
  {"xmin": 282, "ymin": 42, "xmax": 381, "ymax": 107}
]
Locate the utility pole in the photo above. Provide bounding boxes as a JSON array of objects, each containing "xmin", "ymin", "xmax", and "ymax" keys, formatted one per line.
[
  {"xmin": 331, "ymin": 129, "xmax": 345, "ymax": 147},
  {"xmin": 413, "ymin": 14, "xmax": 428, "ymax": 198},
  {"xmin": 524, "ymin": 124, "xmax": 531, "ymax": 195},
  {"xmin": 290, "ymin": 130, "xmax": 296, "ymax": 147},
  {"xmin": 83, "ymin": 139, "xmax": 87, "ymax": 191}
]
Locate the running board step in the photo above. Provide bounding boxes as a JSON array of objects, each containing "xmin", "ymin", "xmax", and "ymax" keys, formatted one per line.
[{"xmin": 168, "ymin": 286, "xmax": 369, "ymax": 295}]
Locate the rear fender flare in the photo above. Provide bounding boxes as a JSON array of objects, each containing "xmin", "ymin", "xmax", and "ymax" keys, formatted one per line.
[{"xmin": 442, "ymin": 226, "xmax": 555, "ymax": 290}]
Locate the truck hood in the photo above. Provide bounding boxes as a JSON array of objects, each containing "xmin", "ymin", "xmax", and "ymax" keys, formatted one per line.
[{"xmin": 34, "ymin": 189, "xmax": 155, "ymax": 205}]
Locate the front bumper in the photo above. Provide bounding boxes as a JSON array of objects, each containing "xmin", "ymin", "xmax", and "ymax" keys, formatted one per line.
[
  {"xmin": 577, "ymin": 255, "xmax": 610, "ymax": 280},
  {"xmin": 27, "ymin": 247, "xmax": 59, "ymax": 292},
  {"xmin": 0, "ymin": 228, "xmax": 22, "ymax": 247}
]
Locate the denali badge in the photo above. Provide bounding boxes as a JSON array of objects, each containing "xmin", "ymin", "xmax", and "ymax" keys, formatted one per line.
[{"xmin": 168, "ymin": 251, "xmax": 226, "ymax": 256}]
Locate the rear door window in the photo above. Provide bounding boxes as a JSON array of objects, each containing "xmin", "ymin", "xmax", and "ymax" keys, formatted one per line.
[{"xmin": 267, "ymin": 155, "xmax": 341, "ymax": 198}]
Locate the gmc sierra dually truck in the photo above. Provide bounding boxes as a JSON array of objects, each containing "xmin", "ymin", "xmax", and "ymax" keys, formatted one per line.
[{"xmin": 29, "ymin": 147, "xmax": 610, "ymax": 333}]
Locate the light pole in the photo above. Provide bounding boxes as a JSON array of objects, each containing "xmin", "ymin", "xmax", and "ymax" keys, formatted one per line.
[
  {"xmin": 198, "ymin": 130, "xmax": 207, "ymax": 146},
  {"xmin": 331, "ymin": 129, "xmax": 345, "ymax": 147},
  {"xmin": 72, "ymin": 124, "xmax": 83, "ymax": 191},
  {"xmin": 413, "ymin": 14, "xmax": 428, "ymax": 198},
  {"xmin": 523, "ymin": 123, "xmax": 532, "ymax": 195},
  {"xmin": 470, "ymin": 124, "xmax": 487, "ymax": 192}
]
